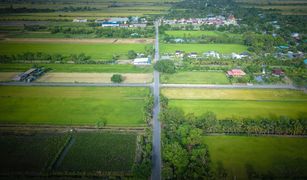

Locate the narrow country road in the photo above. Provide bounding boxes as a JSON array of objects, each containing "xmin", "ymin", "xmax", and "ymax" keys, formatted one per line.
[{"xmin": 152, "ymin": 20, "xmax": 161, "ymax": 180}]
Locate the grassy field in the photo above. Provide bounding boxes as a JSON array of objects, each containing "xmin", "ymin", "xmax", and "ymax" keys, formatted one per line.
[
  {"xmin": 0, "ymin": 42, "xmax": 149, "ymax": 60},
  {"xmin": 162, "ymin": 88, "xmax": 307, "ymax": 101},
  {"xmin": 58, "ymin": 132, "xmax": 137, "ymax": 172},
  {"xmin": 0, "ymin": 86, "xmax": 149, "ymax": 126},
  {"xmin": 163, "ymin": 88, "xmax": 307, "ymax": 119},
  {"xmin": 169, "ymin": 100, "xmax": 307, "ymax": 119},
  {"xmin": 161, "ymin": 72, "xmax": 230, "ymax": 84},
  {"xmin": 0, "ymin": 64, "xmax": 153, "ymax": 73},
  {"xmin": 204, "ymin": 136, "xmax": 307, "ymax": 179},
  {"xmin": 160, "ymin": 43, "xmax": 248, "ymax": 54},
  {"xmin": 165, "ymin": 30, "xmax": 242, "ymax": 38},
  {"xmin": 0, "ymin": 133, "xmax": 69, "ymax": 173}
]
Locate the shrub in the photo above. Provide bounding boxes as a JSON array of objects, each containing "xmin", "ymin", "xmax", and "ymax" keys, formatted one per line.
[
  {"xmin": 154, "ymin": 60, "xmax": 176, "ymax": 74},
  {"xmin": 111, "ymin": 74, "xmax": 123, "ymax": 83}
]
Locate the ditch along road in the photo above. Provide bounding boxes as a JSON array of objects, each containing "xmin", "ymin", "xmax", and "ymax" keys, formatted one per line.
[{"xmin": 151, "ymin": 20, "xmax": 161, "ymax": 180}]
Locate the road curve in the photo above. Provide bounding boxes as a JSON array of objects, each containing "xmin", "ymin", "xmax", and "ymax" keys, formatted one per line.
[{"xmin": 152, "ymin": 20, "xmax": 161, "ymax": 180}]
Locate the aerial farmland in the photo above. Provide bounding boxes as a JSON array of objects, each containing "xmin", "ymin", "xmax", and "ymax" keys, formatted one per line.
[{"xmin": 0, "ymin": 0, "xmax": 306, "ymax": 179}]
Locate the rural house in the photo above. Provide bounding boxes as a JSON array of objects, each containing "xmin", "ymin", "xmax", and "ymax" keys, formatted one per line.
[
  {"xmin": 203, "ymin": 51, "xmax": 220, "ymax": 59},
  {"xmin": 227, "ymin": 69, "xmax": 246, "ymax": 77},
  {"xmin": 188, "ymin": 52, "xmax": 198, "ymax": 58},
  {"xmin": 133, "ymin": 57, "xmax": 151, "ymax": 65},
  {"xmin": 175, "ymin": 50, "xmax": 185, "ymax": 58},
  {"xmin": 73, "ymin": 18, "xmax": 87, "ymax": 23},
  {"xmin": 272, "ymin": 69, "xmax": 284, "ymax": 77}
]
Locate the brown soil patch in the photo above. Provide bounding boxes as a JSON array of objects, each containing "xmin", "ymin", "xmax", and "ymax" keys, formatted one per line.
[
  {"xmin": 0, "ymin": 72, "xmax": 19, "ymax": 82},
  {"xmin": 37, "ymin": 73, "xmax": 153, "ymax": 83}
]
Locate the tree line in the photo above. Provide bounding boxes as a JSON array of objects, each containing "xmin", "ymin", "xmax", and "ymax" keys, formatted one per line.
[
  {"xmin": 50, "ymin": 26, "xmax": 155, "ymax": 38},
  {"xmin": 132, "ymin": 93, "xmax": 153, "ymax": 179},
  {"xmin": 0, "ymin": 6, "xmax": 97, "ymax": 13}
]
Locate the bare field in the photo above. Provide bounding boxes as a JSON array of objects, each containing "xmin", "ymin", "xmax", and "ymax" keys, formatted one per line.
[
  {"xmin": 37, "ymin": 72, "xmax": 153, "ymax": 83},
  {"xmin": 1, "ymin": 38, "xmax": 155, "ymax": 44},
  {"xmin": 0, "ymin": 72, "xmax": 18, "ymax": 82}
]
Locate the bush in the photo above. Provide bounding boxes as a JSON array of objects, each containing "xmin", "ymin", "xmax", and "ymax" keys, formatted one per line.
[
  {"xmin": 127, "ymin": 50, "xmax": 137, "ymax": 59},
  {"xmin": 111, "ymin": 74, "xmax": 123, "ymax": 83},
  {"xmin": 154, "ymin": 60, "xmax": 176, "ymax": 73}
]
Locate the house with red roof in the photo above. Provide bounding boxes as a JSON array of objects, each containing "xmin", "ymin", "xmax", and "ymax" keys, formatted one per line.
[{"xmin": 227, "ymin": 69, "xmax": 246, "ymax": 77}]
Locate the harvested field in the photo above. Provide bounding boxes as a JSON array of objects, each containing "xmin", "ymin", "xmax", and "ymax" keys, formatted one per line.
[
  {"xmin": 37, "ymin": 73, "xmax": 153, "ymax": 83},
  {"xmin": 1, "ymin": 38, "xmax": 154, "ymax": 44},
  {"xmin": 0, "ymin": 72, "xmax": 18, "ymax": 82}
]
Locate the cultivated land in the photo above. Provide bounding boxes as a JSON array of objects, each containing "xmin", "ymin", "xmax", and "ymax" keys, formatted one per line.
[
  {"xmin": 162, "ymin": 88, "xmax": 307, "ymax": 119},
  {"xmin": 0, "ymin": 64, "xmax": 153, "ymax": 73},
  {"xmin": 160, "ymin": 43, "xmax": 248, "ymax": 54},
  {"xmin": 204, "ymin": 136, "xmax": 307, "ymax": 179},
  {"xmin": 1, "ymin": 38, "xmax": 155, "ymax": 44},
  {"xmin": 58, "ymin": 132, "xmax": 137, "ymax": 172},
  {"xmin": 0, "ymin": 86, "xmax": 149, "ymax": 126},
  {"xmin": 0, "ymin": 72, "xmax": 18, "ymax": 82},
  {"xmin": 165, "ymin": 30, "xmax": 242, "ymax": 38},
  {"xmin": 0, "ymin": 133, "xmax": 69, "ymax": 173},
  {"xmin": 161, "ymin": 72, "xmax": 230, "ymax": 84},
  {"xmin": 37, "ymin": 72, "xmax": 153, "ymax": 83},
  {"xmin": 0, "ymin": 42, "xmax": 149, "ymax": 60}
]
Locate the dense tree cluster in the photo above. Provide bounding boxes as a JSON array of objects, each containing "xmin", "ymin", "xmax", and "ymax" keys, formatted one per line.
[
  {"xmin": 160, "ymin": 95, "xmax": 211, "ymax": 179},
  {"xmin": 154, "ymin": 60, "xmax": 176, "ymax": 74}
]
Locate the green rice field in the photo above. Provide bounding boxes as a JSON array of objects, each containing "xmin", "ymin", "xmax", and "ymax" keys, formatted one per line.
[
  {"xmin": 58, "ymin": 132, "xmax": 137, "ymax": 172},
  {"xmin": 0, "ymin": 63, "xmax": 153, "ymax": 73},
  {"xmin": 0, "ymin": 133, "xmax": 69, "ymax": 173},
  {"xmin": 0, "ymin": 42, "xmax": 149, "ymax": 60},
  {"xmin": 163, "ymin": 88, "xmax": 307, "ymax": 119},
  {"xmin": 0, "ymin": 86, "xmax": 149, "ymax": 126},
  {"xmin": 165, "ymin": 30, "xmax": 242, "ymax": 38},
  {"xmin": 161, "ymin": 72, "xmax": 230, "ymax": 84},
  {"xmin": 160, "ymin": 43, "xmax": 248, "ymax": 54},
  {"xmin": 204, "ymin": 136, "xmax": 307, "ymax": 179}
]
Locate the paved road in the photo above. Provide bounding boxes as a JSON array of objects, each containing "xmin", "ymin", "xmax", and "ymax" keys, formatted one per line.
[
  {"xmin": 0, "ymin": 82, "xmax": 150, "ymax": 87},
  {"xmin": 161, "ymin": 84, "xmax": 299, "ymax": 89},
  {"xmin": 152, "ymin": 20, "xmax": 161, "ymax": 180}
]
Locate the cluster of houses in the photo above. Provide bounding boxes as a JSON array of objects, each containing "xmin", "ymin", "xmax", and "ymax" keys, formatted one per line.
[
  {"xmin": 12, "ymin": 67, "xmax": 46, "ymax": 82},
  {"xmin": 169, "ymin": 50, "xmax": 251, "ymax": 60},
  {"xmin": 73, "ymin": 16, "xmax": 147, "ymax": 28},
  {"xmin": 163, "ymin": 15, "xmax": 238, "ymax": 26}
]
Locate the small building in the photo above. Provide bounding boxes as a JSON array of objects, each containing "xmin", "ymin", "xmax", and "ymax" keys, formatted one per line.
[
  {"xmin": 133, "ymin": 57, "xmax": 151, "ymax": 65},
  {"xmin": 73, "ymin": 18, "xmax": 87, "ymax": 23},
  {"xmin": 203, "ymin": 51, "xmax": 220, "ymax": 59},
  {"xmin": 101, "ymin": 22, "xmax": 120, "ymax": 27},
  {"xmin": 173, "ymin": 38, "xmax": 184, "ymax": 43},
  {"xmin": 227, "ymin": 69, "xmax": 246, "ymax": 77},
  {"xmin": 108, "ymin": 17, "xmax": 129, "ymax": 24},
  {"xmin": 231, "ymin": 52, "xmax": 248, "ymax": 59},
  {"xmin": 272, "ymin": 69, "xmax": 284, "ymax": 77},
  {"xmin": 129, "ymin": 23, "xmax": 147, "ymax": 28},
  {"xmin": 175, "ymin": 50, "xmax": 185, "ymax": 58},
  {"xmin": 304, "ymin": 59, "xmax": 307, "ymax": 65},
  {"xmin": 188, "ymin": 52, "xmax": 198, "ymax": 58}
]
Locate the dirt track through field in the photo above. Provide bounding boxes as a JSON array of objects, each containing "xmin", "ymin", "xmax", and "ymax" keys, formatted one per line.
[
  {"xmin": 1, "ymin": 38, "xmax": 154, "ymax": 44},
  {"xmin": 37, "ymin": 72, "xmax": 153, "ymax": 83},
  {"xmin": 0, "ymin": 72, "xmax": 19, "ymax": 82}
]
